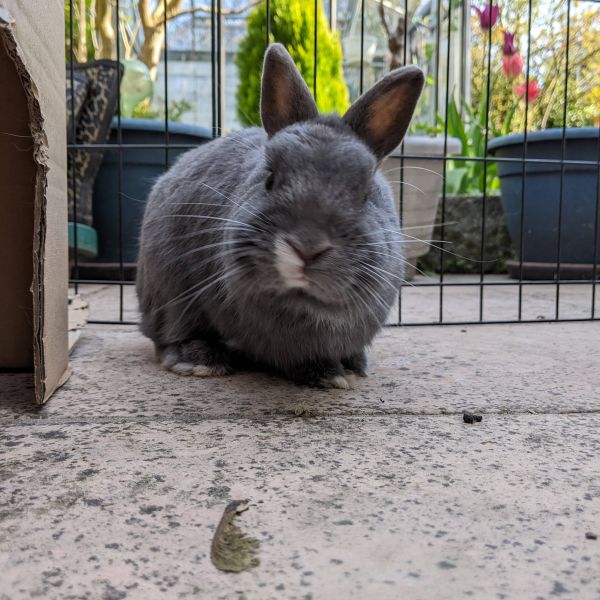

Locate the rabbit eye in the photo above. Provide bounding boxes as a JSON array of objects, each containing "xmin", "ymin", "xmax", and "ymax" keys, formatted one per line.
[{"xmin": 265, "ymin": 172, "xmax": 275, "ymax": 191}]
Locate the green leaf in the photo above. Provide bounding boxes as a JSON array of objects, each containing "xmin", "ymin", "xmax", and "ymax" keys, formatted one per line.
[
  {"xmin": 446, "ymin": 96, "xmax": 467, "ymax": 154},
  {"xmin": 445, "ymin": 168, "xmax": 468, "ymax": 195},
  {"xmin": 502, "ymin": 103, "xmax": 519, "ymax": 136}
]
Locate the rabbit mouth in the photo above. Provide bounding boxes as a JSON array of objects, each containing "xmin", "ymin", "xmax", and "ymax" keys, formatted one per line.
[
  {"xmin": 273, "ymin": 237, "xmax": 311, "ymax": 290},
  {"xmin": 273, "ymin": 235, "xmax": 339, "ymax": 292}
]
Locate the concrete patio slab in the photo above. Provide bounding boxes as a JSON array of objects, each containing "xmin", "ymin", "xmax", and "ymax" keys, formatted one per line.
[
  {"xmin": 1, "ymin": 415, "xmax": 599, "ymax": 600},
  {"xmin": 1, "ymin": 322, "xmax": 599, "ymax": 424},
  {"xmin": 1, "ymin": 321, "xmax": 599, "ymax": 599}
]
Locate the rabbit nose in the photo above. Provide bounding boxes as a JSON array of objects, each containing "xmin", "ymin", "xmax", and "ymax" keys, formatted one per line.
[{"xmin": 286, "ymin": 239, "xmax": 332, "ymax": 265}]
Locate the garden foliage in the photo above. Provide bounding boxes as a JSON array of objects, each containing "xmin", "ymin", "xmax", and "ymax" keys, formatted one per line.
[
  {"xmin": 440, "ymin": 89, "xmax": 516, "ymax": 195},
  {"xmin": 235, "ymin": 0, "xmax": 350, "ymax": 126}
]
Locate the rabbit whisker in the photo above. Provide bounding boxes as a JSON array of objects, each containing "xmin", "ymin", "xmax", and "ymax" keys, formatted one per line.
[
  {"xmin": 166, "ymin": 226, "xmax": 258, "ymax": 241},
  {"xmin": 172, "ymin": 266, "xmax": 246, "ymax": 329},
  {"xmin": 381, "ymin": 165, "xmax": 445, "ymax": 180},
  {"xmin": 349, "ymin": 248, "xmax": 435, "ymax": 280},
  {"xmin": 147, "ymin": 214, "xmax": 261, "ymax": 232},
  {"xmin": 401, "ymin": 221, "xmax": 457, "ymax": 230},
  {"xmin": 353, "ymin": 281, "xmax": 391, "ymax": 320},
  {"xmin": 384, "ymin": 180, "xmax": 426, "ymax": 195},
  {"xmin": 197, "ymin": 181, "xmax": 270, "ymax": 228},
  {"xmin": 392, "ymin": 229, "xmax": 499, "ymax": 264},
  {"xmin": 147, "ymin": 262, "xmax": 243, "ymax": 316},
  {"xmin": 162, "ymin": 246, "xmax": 249, "ymax": 270}
]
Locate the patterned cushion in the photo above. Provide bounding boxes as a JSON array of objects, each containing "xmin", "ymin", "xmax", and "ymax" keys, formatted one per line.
[
  {"xmin": 67, "ymin": 60, "xmax": 124, "ymax": 226},
  {"xmin": 66, "ymin": 69, "xmax": 89, "ymax": 143}
]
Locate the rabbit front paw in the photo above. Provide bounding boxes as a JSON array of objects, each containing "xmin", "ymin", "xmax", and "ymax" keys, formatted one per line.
[
  {"xmin": 342, "ymin": 351, "xmax": 368, "ymax": 378},
  {"xmin": 159, "ymin": 340, "xmax": 233, "ymax": 378},
  {"xmin": 285, "ymin": 359, "xmax": 354, "ymax": 389}
]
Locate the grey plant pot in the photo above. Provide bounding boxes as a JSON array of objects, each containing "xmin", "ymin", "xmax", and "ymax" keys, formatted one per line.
[
  {"xmin": 382, "ymin": 135, "xmax": 462, "ymax": 280},
  {"xmin": 488, "ymin": 127, "xmax": 600, "ymax": 278},
  {"xmin": 91, "ymin": 118, "xmax": 212, "ymax": 266}
]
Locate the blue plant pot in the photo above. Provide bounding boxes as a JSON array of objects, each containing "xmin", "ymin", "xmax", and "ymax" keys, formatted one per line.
[
  {"xmin": 488, "ymin": 128, "xmax": 599, "ymax": 268},
  {"xmin": 91, "ymin": 118, "xmax": 212, "ymax": 264}
]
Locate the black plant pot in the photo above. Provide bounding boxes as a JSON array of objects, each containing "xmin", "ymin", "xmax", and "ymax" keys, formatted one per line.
[
  {"xmin": 488, "ymin": 127, "xmax": 600, "ymax": 279},
  {"xmin": 81, "ymin": 118, "xmax": 212, "ymax": 279}
]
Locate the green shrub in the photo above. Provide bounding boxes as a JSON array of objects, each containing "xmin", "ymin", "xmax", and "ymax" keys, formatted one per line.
[{"xmin": 235, "ymin": 0, "xmax": 350, "ymax": 127}]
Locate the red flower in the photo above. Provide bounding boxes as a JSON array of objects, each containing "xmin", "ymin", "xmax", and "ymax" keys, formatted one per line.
[
  {"xmin": 502, "ymin": 31, "xmax": 518, "ymax": 55},
  {"xmin": 471, "ymin": 3, "xmax": 499, "ymax": 30},
  {"xmin": 515, "ymin": 80, "xmax": 541, "ymax": 102},
  {"xmin": 503, "ymin": 52, "xmax": 524, "ymax": 78}
]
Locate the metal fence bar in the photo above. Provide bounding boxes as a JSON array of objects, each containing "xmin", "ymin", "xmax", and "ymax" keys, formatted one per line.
[
  {"xmin": 217, "ymin": 0, "xmax": 222, "ymax": 135},
  {"xmin": 592, "ymin": 131, "xmax": 600, "ymax": 318},
  {"xmin": 478, "ymin": 0, "xmax": 495, "ymax": 322},
  {"xmin": 68, "ymin": 0, "xmax": 79, "ymax": 293},
  {"xmin": 71, "ymin": 279, "xmax": 137, "ymax": 286},
  {"xmin": 163, "ymin": 0, "xmax": 170, "ymax": 155},
  {"xmin": 517, "ymin": 0, "xmax": 534, "ymax": 321},
  {"xmin": 555, "ymin": 0, "xmax": 572, "ymax": 320},
  {"xmin": 83, "ymin": 315, "xmax": 597, "ymax": 327},
  {"xmin": 397, "ymin": 0, "xmax": 409, "ymax": 325},
  {"xmin": 434, "ymin": 0, "xmax": 442, "ymax": 124},
  {"xmin": 438, "ymin": 0, "xmax": 453, "ymax": 323},
  {"xmin": 266, "ymin": 0, "xmax": 270, "ymax": 46},
  {"xmin": 359, "ymin": 0, "xmax": 365, "ymax": 95},
  {"xmin": 115, "ymin": 0, "xmax": 124, "ymax": 322},
  {"xmin": 210, "ymin": 0, "xmax": 217, "ymax": 138},
  {"xmin": 65, "ymin": 0, "xmax": 598, "ymax": 328},
  {"xmin": 313, "ymin": 0, "xmax": 318, "ymax": 101},
  {"xmin": 65, "ymin": 144, "xmax": 600, "ymax": 167},
  {"xmin": 388, "ymin": 317, "xmax": 600, "ymax": 327},
  {"xmin": 73, "ymin": 277, "xmax": 600, "ymax": 289}
]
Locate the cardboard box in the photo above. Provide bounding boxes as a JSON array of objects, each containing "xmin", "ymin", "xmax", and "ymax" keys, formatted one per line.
[{"xmin": 0, "ymin": 0, "xmax": 70, "ymax": 403}]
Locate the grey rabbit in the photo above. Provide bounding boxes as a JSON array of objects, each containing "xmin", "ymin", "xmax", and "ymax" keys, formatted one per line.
[{"xmin": 136, "ymin": 43, "xmax": 424, "ymax": 388}]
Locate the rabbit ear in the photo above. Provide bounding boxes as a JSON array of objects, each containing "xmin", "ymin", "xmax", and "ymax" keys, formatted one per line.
[
  {"xmin": 261, "ymin": 43, "xmax": 318, "ymax": 137},
  {"xmin": 342, "ymin": 66, "xmax": 424, "ymax": 161}
]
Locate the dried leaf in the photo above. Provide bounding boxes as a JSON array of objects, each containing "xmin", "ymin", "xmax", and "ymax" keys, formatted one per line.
[{"xmin": 210, "ymin": 500, "xmax": 260, "ymax": 573}]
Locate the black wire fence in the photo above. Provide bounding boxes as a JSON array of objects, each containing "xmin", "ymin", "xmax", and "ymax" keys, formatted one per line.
[{"xmin": 67, "ymin": 0, "xmax": 600, "ymax": 326}]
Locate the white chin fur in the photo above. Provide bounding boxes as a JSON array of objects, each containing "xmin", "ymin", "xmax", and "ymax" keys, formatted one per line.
[{"xmin": 274, "ymin": 236, "xmax": 309, "ymax": 289}]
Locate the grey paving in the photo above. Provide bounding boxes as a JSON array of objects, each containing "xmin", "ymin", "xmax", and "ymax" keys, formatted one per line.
[
  {"xmin": 2, "ymin": 323, "xmax": 600, "ymax": 423},
  {"xmin": 1, "ymin": 322, "xmax": 600, "ymax": 599}
]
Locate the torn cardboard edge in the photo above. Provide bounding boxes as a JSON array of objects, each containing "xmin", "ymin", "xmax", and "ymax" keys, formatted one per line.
[{"xmin": 0, "ymin": 5, "xmax": 71, "ymax": 403}]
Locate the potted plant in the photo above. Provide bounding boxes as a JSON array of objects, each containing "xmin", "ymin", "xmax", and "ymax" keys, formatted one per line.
[
  {"xmin": 476, "ymin": 1, "xmax": 600, "ymax": 279},
  {"xmin": 66, "ymin": 0, "xmax": 251, "ymax": 277},
  {"xmin": 375, "ymin": 0, "xmax": 462, "ymax": 278},
  {"xmin": 418, "ymin": 92, "xmax": 514, "ymax": 275},
  {"xmin": 489, "ymin": 127, "xmax": 600, "ymax": 279},
  {"xmin": 382, "ymin": 135, "xmax": 461, "ymax": 278}
]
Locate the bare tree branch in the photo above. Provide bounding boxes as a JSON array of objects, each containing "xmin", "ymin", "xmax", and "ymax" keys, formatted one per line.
[
  {"xmin": 378, "ymin": 0, "xmax": 407, "ymax": 70},
  {"xmin": 378, "ymin": 0, "xmax": 391, "ymax": 39},
  {"xmin": 168, "ymin": 0, "xmax": 260, "ymax": 20},
  {"xmin": 96, "ymin": 0, "xmax": 116, "ymax": 59}
]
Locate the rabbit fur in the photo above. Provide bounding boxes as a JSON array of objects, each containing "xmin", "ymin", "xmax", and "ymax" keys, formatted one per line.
[{"xmin": 136, "ymin": 43, "xmax": 424, "ymax": 388}]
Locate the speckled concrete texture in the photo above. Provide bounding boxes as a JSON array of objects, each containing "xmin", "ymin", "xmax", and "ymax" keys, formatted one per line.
[
  {"xmin": 2, "ymin": 323, "xmax": 600, "ymax": 423},
  {"xmin": 1, "ymin": 323, "xmax": 600, "ymax": 599}
]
